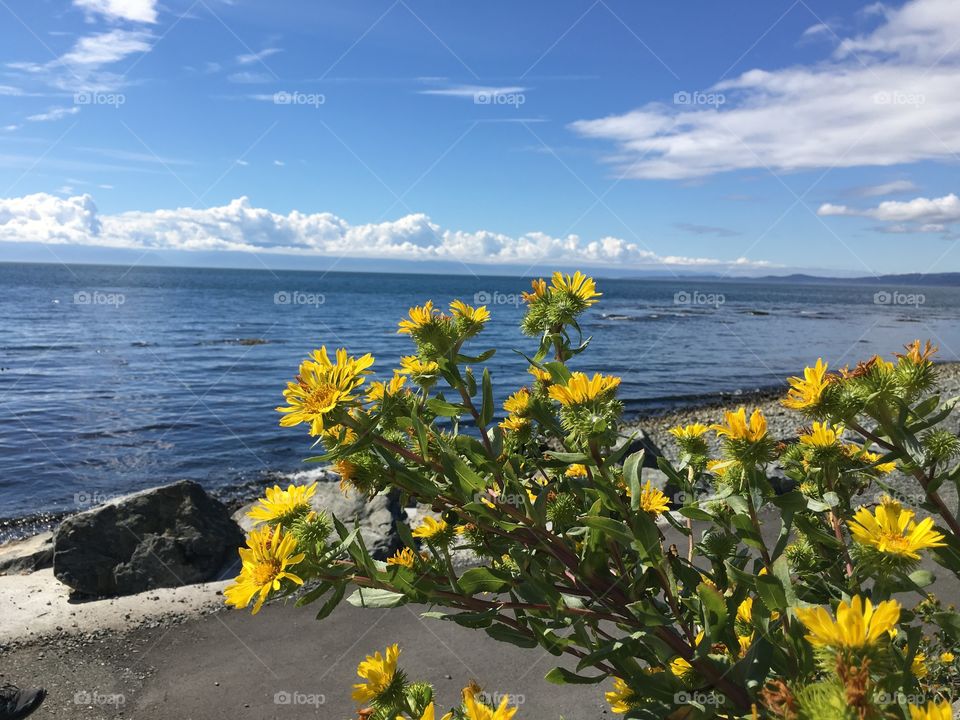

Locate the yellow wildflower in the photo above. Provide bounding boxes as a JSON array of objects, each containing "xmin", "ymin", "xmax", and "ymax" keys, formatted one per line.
[
  {"xmin": 605, "ymin": 677, "xmax": 632, "ymax": 714},
  {"xmin": 528, "ymin": 365, "xmax": 552, "ymax": 384},
  {"xmin": 782, "ymin": 358, "xmax": 830, "ymax": 410},
  {"xmin": 799, "ymin": 421, "xmax": 844, "ymax": 447},
  {"xmin": 387, "ymin": 547, "xmax": 417, "ymax": 569},
  {"xmin": 550, "ymin": 270, "xmax": 601, "ymax": 306},
  {"xmin": 503, "ymin": 388, "xmax": 532, "ymax": 415},
  {"xmin": 848, "ymin": 498, "xmax": 946, "ymax": 560},
  {"xmin": 940, "ymin": 651, "xmax": 955, "ymax": 663},
  {"xmin": 710, "ymin": 407, "xmax": 767, "ymax": 442},
  {"xmin": 521, "ymin": 278, "xmax": 547, "ymax": 303},
  {"xmin": 412, "ymin": 516, "xmax": 449, "ymax": 540},
  {"xmin": 246, "ymin": 482, "xmax": 317, "ymax": 525},
  {"xmin": 912, "ymin": 652, "xmax": 928, "ymax": 678},
  {"xmin": 462, "ymin": 686, "xmax": 518, "ymax": 720},
  {"xmin": 795, "ymin": 595, "xmax": 900, "ymax": 649},
  {"xmin": 224, "ymin": 525, "xmax": 305, "ymax": 614},
  {"xmin": 669, "ymin": 423, "xmax": 710, "ymax": 441},
  {"xmin": 499, "ymin": 415, "xmax": 529, "ymax": 432},
  {"xmin": 398, "ymin": 301, "xmax": 441, "ymax": 334},
  {"xmin": 277, "ymin": 349, "xmax": 373, "ymax": 435},
  {"xmin": 352, "ymin": 643, "xmax": 401, "ymax": 704},
  {"xmin": 639, "ymin": 479, "xmax": 670, "ymax": 516},
  {"xmin": 908, "ymin": 700, "xmax": 952, "ymax": 720},
  {"xmin": 450, "ymin": 299, "xmax": 490, "ymax": 325},
  {"xmin": 548, "ymin": 372, "xmax": 620, "ymax": 406},
  {"xmin": 897, "ymin": 339, "xmax": 937, "ymax": 365},
  {"xmin": 565, "ymin": 463, "xmax": 589, "ymax": 478}
]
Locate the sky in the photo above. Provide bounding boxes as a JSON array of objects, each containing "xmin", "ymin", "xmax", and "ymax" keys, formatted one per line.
[{"xmin": 0, "ymin": 0, "xmax": 959, "ymax": 277}]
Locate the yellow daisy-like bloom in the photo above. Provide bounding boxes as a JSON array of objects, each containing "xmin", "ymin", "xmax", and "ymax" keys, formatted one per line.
[
  {"xmin": 548, "ymin": 372, "xmax": 621, "ymax": 406},
  {"xmin": 412, "ymin": 516, "xmax": 449, "ymax": 540},
  {"xmin": 782, "ymin": 358, "xmax": 831, "ymax": 410},
  {"xmin": 737, "ymin": 596, "xmax": 754, "ymax": 624},
  {"xmin": 860, "ymin": 449, "xmax": 897, "ymax": 474},
  {"xmin": 528, "ymin": 365, "xmax": 552, "ymax": 384},
  {"xmin": 366, "ymin": 372, "xmax": 408, "ymax": 405},
  {"xmin": 848, "ymin": 498, "xmax": 946, "ymax": 560},
  {"xmin": 912, "ymin": 652, "xmax": 928, "ymax": 678},
  {"xmin": 794, "ymin": 595, "xmax": 900, "ymax": 649},
  {"xmin": 224, "ymin": 525, "xmax": 305, "ymax": 614},
  {"xmin": 565, "ymin": 463, "xmax": 589, "ymax": 478},
  {"xmin": 898, "ymin": 339, "xmax": 938, "ymax": 365},
  {"xmin": 333, "ymin": 458, "xmax": 360, "ymax": 493},
  {"xmin": 521, "ymin": 278, "xmax": 547, "ymax": 303},
  {"xmin": 940, "ymin": 651, "xmax": 955, "ymax": 663},
  {"xmin": 669, "ymin": 423, "xmax": 710, "ymax": 440},
  {"xmin": 398, "ymin": 300, "xmax": 441, "ymax": 334},
  {"xmin": 669, "ymin": 656, "xmax": 693, "ymax": 677},
  {"xmin": 908, "ymin": 700, "xmax": 952, "ymax": 720},
  {"xmin": 387, "ymin": 546, "xmax": 417, "ymax": 569},
  {"xmin": 399, "ymin": 355, "xmax": 440, "ymax": 376},
  {"xmin": 799, "ymin": 421, "xmax": 844, "ymax": 447},
  {"xmin": 450, "ymin": 299, "xmax": 491, "ymax": 325},
  {"xmin": 710, "ymin": 407, "xmax": 767, "ymax": 442},
  {"xmin": 498, "ymin": 415, "xmax": 529, "ymax": 432},
  {"xmin": 277, "ymin": 350, "xmax": 374, "ymax": 435},
  {"xmin": 321, "ymin": 423, "xmax": 359, "ymax": 447},
  {"xmin": 503, "ymin": 388, "xmax": 532, "ymax": 415},
  {"xmin": 246, "ymin": 482, "xmax": 317, "ymax": 525},
  {"xmin": 605, "ymin": 677, "xmax": 632, "ymax": 714},
  {"xmin": 462, "ymin": 688, "xmax": 518, "ymax": 720},
  {"xmin": 639, "ymin": 479, "xmax": 670, "ymax": 516},
  {"xmin": 550, "ymin": 270, "xmax": 601, "ymax": 306},
  {"xmin": 352, "ymin": 643, "xmax": 401, "ymax": 704}
]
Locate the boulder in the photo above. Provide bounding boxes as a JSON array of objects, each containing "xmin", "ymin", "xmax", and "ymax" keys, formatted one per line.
[
  {"xmin": 233, "ymin": 479, "xmax": 403, "ymax": 560},
  {"xmin": 0, "ymin": 531, "xmax": 54, "ymax": 575},
  {"xmin": 53, "ymin": 480, "xmax": 243, "ymax": 596},
  {"xmin": 614, "ymin": 429, "xmax": 663, "ymax": 468}
]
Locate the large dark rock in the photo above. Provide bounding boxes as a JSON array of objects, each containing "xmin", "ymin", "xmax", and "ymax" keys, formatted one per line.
[{"xmin": 53, "ymin": 480, "xmax": 243, "ymax": 596}]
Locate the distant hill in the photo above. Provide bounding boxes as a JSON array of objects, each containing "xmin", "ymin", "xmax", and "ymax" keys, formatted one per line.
[{"xmin": 743, "ymin": 272, "xmax": 960, "ymax": 287}]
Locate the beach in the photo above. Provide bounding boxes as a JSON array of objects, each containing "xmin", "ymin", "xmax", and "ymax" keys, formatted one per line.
[{"xmin": 3, "ymin": 363, "xmax": 960, "ymax": 718}]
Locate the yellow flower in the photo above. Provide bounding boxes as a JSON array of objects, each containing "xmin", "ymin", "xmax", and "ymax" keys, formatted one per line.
[
  {"xmin": 737, "ymin": 596, "xmax": 754, "ymax": 624},
  {"xmin": 550, "ymin": 270, "xmax": 601, "ymax": 306},
  {"xmin": 366, "ymin": 372, "xmax": 408, "ymax": 404},
  {"xmin": 898, "ymin": 339, "xmax": 938, "ymax": 365},
  {"xmin": 333, "ymin": 458, "xmax": 360, "ymax": 493},
  {"xmin": 908, "ymin": 700, "xmax": 952, "ymax": 720},
  {"xmin": 710, "ymin": 407, "xmax": 767, "ymax": 442},
  {"xmin": 782, "ymin": 358, "xmax": 830, "ymax": 410},
  {"xmin": 528, "ymin": 365, "xmax": 552, "ymax": 384},
  {"xmin": 548, "ymin": 372, "xmax": 620, "ymax": 406},
  {"xmin": 521, "ymin": 278, "xmax": 547, "ymax": 303},
  {"xmin": 605, "ymin": 677, "xmax": 632, "ymax": 714},
  {"xmin": 387, "ymin": 547, "xmax": 417, "ymax": 569},
  {"xmin": 224, "ymin": 525, "xmax": 305, "ymax": 614},
  {"xmin": 860, "ymin": 450, "xmax": 897, "ymax": 474},
  {"xmin": 669, "ymin": 423, "xmax": 710, "ymax": 441},
  {"xmin": 462, "ymin": 687, "xmax": 518, "ymax": 720},
  {"xmin": 412, "ymin": 516, "xmax": 449, "ymax": 540},
  {"xmin": 794, "ymin": 595, "xmax": 900, "ymax": 649},
  {"xmin": 799, "ymin": 421, "xmax": 844, "ymax": 447},
  {"xmin": 277, "ymin": 349, "xmax": 374, "ymax": 435},
  {"xmin": 399, "ymin": 355, "xmax": 440, "ymax": 377},
  {"xmin": 848, "ymin": 498, "xmax": 946, "ymax": 560},
  {"xmin": 399, "ymin": 703, "xmax": 451, "ymax": 720},
  {"xmin": 940, "ymin": 651, "xmax": 955, "ymax": 663},
  {"xmin": 565, "ymin": 463, "xmax": 589, "ymax": 478},
  {"xmin": 503, "ymin": 388, "xmax": 532, "ymax": 415},
  {"xmin": 398, "ymin": 300, "xmax": 442, "ymax": 334},
  {"xmin": 707, "ymin": 459, "xmax": 737, "ymax": 477},
  {"xmin": 450, "ymin": 299, "xmax": 491, "ymax": 325},
  {"xmin": 639, "ymin": 479, "xmax": 670, "ymax": 516},
  {"xmin": 352, "ymin": 643, "xmax": 401, "ymax": 704},
  {"xmin": 912, "ymin": 652, "xmax": 928, "ymax": 678},
  {"xmin": 322, "ymin": 423, "xmax": 359, "ymax": 446},
  {"xmin": 669, "ymin": 656, "xmax": 693, "ymax": 678},
  {"xmin": 498, "ymin": 415, "xmax": 529, "ymax": 432},
  {"xmin": 246, "ymin": 482, "xmax": 317, "ymax": 525}
]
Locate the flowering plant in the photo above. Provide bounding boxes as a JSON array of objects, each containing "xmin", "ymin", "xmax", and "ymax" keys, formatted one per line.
[{"xmin": 227, "ymin": 271, "xmax": 959, "ymax": 719}]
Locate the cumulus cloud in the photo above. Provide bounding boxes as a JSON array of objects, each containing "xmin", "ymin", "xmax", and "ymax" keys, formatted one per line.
[
  {"xmin": 817, "ymin": 192, "xmax": 960, "ymax": 233},
  {"xmin": 73, "ymin": 0, "xmax": 158, "ymax": 23},
  {"xmin": 0, "ymin": 193, "xmax": 774, "ymax": 270},
  {"xmin": 570, "ymin": 0, "xmax": 960, "ymax": 179}
]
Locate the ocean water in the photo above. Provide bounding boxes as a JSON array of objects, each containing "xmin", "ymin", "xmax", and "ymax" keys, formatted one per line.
[{"xmin": 1, "ymin": 262, "xmax": 958, "ymax": 535}]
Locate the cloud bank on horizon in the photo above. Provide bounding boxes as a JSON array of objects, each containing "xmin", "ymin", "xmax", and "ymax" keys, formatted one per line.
[{"xmin": 0, "ymin": 193, "xmax": 772, "ymax": 270}]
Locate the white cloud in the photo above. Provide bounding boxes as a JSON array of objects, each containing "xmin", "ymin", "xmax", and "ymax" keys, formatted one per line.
[
  {"xmin": 236, "ymin": 48, "xmax": 281, "ymax": 65},
  {"xmin": 420, "ymin": 84, "xmax": 528, "ymax": 99},
  {"xmin": 856, "ymin": 179, "xmax": 917, "ymax": 196},
  {"xmin": 227, "ymin": 71, "xmax": 273, "ymax": 84},
  {"xmin": 27, "ymin": 106, "xmax": 80, "ymax": 122},
  {"xmin": 571, "ymin": 0, "xmax": 960, "ymax": 180},
  {"xmin": 73, "ymin": 0, "xmax": 158, "ymax": 23},
  {"xmin": 817, "ymin": 192, "xmax": 960, "ymax": 232},
  {"xmin": 272, "ymin": 160, "xmax": 284, "ymax": 166},
  {"xmin": 0, "ymin": 193, "xmax": 775, "ymax": 270}
]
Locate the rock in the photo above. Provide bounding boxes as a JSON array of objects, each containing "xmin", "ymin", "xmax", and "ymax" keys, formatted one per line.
[
  {"xmin": 614, "ymin": 429, "xmax": 662, "ymax": 468},
  {"xmin": 0, "ymin": 531, "xmax": 54, "ymax": 575},
  {"xmin": 232, "ymin": 477, "xmax": 403, "ymax": 560},
  {"xmin": 53, "ymin": 480, "xmax": 243, "ymax": 596}
]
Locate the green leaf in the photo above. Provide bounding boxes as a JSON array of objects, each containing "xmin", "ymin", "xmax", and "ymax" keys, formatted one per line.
[
  {"xmin": 545, "ymin": 451, "xmax": 592, "ymax": 464},
  {"xmin": 458, "ymin": 567, "xmax": 513, "ymax": 594},
  {"xmin": 697, "ymin": 582, "xmax": 728, "ymax": 643},
  {"xmin": 543, "ymin": 361, "xmax": 573, "ymax": 385},
  {"xmin": 314, "ymin": 583, "xmax": 346, "ymax": 620},
  {"xmin": 623, "ymin": 451, "xmax": 644, "ymax": 512},
  {"xmin": 426, "ymin": 398, "xmax": 465, "ymax": 417},
  {"xmin": 346, "ymin": 587, "xmax": 408, "ymax": 608},
  {"xmin": 480, "ymin": 368, "xmax": 494, "ymax": 427},
  {"xmin": 580, "ymin": 515, "xmax": 634, "ymax": 543},
  {"xmin": 485, "ymin": 623, "xmax": 537, "ymax": 648},
  {"xmin": 755, "ymin": 574, "xmax": 787, "ymax": 613},
  {"xmin": 544, "ymin": 667, "xmax": 606, "ymax": 685}
]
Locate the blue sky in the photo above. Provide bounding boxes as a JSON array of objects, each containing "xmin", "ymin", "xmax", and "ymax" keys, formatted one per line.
[{"xmin": 1, "ymin": 0, "xmax": 959, "ymax": 276}]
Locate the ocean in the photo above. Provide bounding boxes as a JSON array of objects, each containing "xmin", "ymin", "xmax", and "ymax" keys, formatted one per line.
[{"xmin": 1, "ymin": 261, "xmax": 957, "ymax": 537}]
